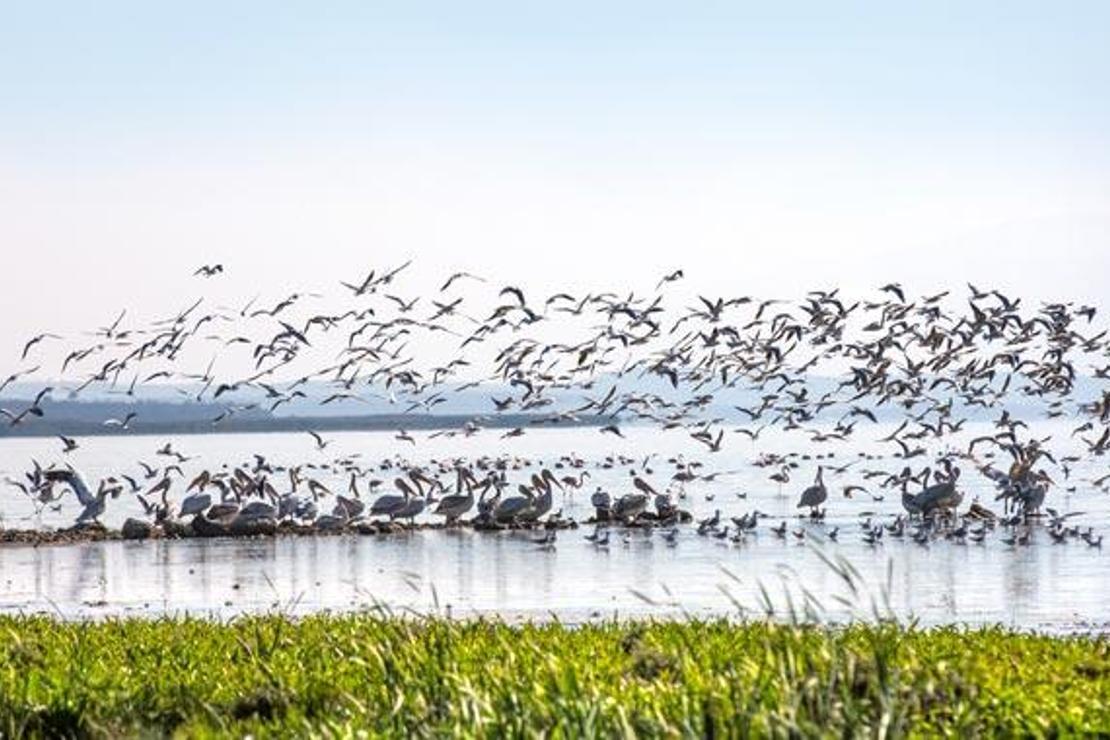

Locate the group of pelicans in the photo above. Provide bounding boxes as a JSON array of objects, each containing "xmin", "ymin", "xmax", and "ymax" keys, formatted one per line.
[
  {"xmin": 18, "ymin": 458, "xmax": 664, "ymax": 536},
  {"xmin": 9, "ymin": 439, "xmax": 1101, "ymax": 552}
]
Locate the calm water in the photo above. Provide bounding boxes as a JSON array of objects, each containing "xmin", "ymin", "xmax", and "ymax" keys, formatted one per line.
[{"xmin": 1, "ymin": 424, "xmax": 1107, "ymax": 630}]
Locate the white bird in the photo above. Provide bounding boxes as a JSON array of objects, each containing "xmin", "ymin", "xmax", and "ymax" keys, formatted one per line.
[
  {"xmin": 371, "ymin": 477, "xmax": 413, "ymax": 519},
  {"xmin": 43, "ymin": 468, "xmax": 107, "ymax": 524},
  {"xmin": 434, "ymin": 469, "xmax": 482, "ymax": 525},
  {"xmin": 517, "ymin": 469, "xmax": 561, "ymax": 523},
  {"xmin": 238, "ymin": 500, "xmax": 277, "ymax": 521},
  {"xmin": 613, "ymin": 477, "xmax": 654, "ymax": 522},
  {"xmin": 494, "ymin": 485, "xmax": 535, "ymax": 524},
  {"xmin": 333, "ymin": 495, "xmax": 365, "ymax": 520}
]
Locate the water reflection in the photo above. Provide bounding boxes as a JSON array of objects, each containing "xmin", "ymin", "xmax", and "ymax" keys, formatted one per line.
[{"xmin": 0, "ymin": 529, "xmax": 1103, "ymax": 633}]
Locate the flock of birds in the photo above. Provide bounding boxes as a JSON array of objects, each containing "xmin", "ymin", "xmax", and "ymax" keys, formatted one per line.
[{"xmin": 1, "ymin": 262, "xmax": 1109, "ymax": 555}]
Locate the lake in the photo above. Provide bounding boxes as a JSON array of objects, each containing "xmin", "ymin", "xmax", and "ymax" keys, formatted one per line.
[{"xmin": 1, "ymin": 423, "xmax": 1106, "ymax": 631}]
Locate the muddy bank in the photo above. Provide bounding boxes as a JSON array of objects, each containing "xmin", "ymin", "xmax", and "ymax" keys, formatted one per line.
[{"xmin": 0, "ymin": 510, "xmax": 696, "ymax": 548}]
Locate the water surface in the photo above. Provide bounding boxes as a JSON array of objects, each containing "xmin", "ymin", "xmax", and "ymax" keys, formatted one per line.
[{"xmin": 1, "ymin": 424, "xmax": 1106, "ymax": 630}]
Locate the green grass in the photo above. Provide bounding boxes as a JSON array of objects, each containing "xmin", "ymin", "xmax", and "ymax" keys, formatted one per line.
[{"xmin": 0, "ymin": 614, "xmax": 1107, "ymax": 737}]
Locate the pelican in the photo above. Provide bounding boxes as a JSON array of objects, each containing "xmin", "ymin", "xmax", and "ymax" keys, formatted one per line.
[
  {"xmin": 591, "ymin": 487, "xmax": 611, "ymax": 518},
  {"xmin": 612, "ymin": 477, "xmax": 653, "ymax": 523},
  {"xmin": 208, "ymin": 497, "xmax": 241, "ymax": 520},
  {"xmin": 517, "ymin": 469, "xmax": 562, "ymax": 523},
  {"xmin": 371, "ymin": 477, "xmax": 413, "ymax": 519},
  {"xmin": 238, "ymin": 499, "xmax": 277, "ymax": 521},
  {"xmin": 494, "ymin": 484, "xmax": 535, "ymax": 524},
  {"xmin": 434, "ymin": 469, "xmax": 481, "ymax": 525},
  {"xmin": 333, "ymin": 495, "xmax": 365, "ymax": 520},
  {"xmin": 315, "ymin": 512, "xmax": 347, "ymax": 531},
  {"xmin": 395, "ymin": 493, "xmax": 427, "ymax": 524},
  {"xmin": 394, "ymin": 469, "xmax": 437, "ymax": 523},
  {"xmin": 179, "ymin": 491, "xmax": 212, "ymax": 518},
  {"xmin": 912, "ymin": 467, "xmax": 963, "ymax": 515},
  {"xmin": 796, "ymin": 466, "xmax": 827, "ymax": 514},
  {"xmin": 476, "ymin": 480, "xmax": 502, "ymax": 522}
]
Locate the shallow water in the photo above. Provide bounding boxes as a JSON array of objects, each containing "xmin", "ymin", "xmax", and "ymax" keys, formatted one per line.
[{"xmin": 1, "ymin": 424, "xmax": 1107, "ymax": 630}]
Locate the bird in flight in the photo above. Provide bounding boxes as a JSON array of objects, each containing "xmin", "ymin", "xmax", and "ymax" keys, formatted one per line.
[
  {"xmin": 440, "ymin": 271, "xmax": 486, "ymax": 292},
  {"xmin": 103, "ymin": 411, "xmax": 137, "ymax": 430},
  {"xmin": 21, "ymin": 333, "xmax": 62, "ymax": 360}
]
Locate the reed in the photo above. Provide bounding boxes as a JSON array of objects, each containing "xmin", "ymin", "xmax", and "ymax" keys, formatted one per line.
[{"xmin": 0, "ymin": 614, "xmax": 1107, "ymax": 737}]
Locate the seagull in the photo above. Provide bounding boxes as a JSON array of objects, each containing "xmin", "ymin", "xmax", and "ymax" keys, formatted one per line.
[
  {"xmin": 440, "ymin": 271, "xmax": 486, "ymax": 292},
  {"xmin": 103, "ymin": 411, "xmax": 137, "ymax": 430},
  {"xmin": 656, "ymin": 269, "xmax": 684, "ymax": 290},
  {"xmin": 307, "ymin": 430, "xmax": 330, "ymax": 451},
  {"xmin": 43, "ymin": 467, "xmax": 109, "ymax": 524},
  {"xmin": 21, "ymin": 333, "xmax": 62, "ymax": 360}
]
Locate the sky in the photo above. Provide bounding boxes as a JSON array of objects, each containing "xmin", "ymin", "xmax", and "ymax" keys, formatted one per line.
[{"xmin": 2, "ymin": 1, "xmax": 1109, "ymax": 375}]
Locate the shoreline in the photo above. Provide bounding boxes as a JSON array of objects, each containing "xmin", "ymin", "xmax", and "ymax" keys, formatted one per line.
[{"xmin": 0, "ymin": 510, "xmax": 699, "ymax": 548}]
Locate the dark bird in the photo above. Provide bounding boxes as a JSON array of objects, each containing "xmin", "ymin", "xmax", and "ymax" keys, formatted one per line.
[{"xmin": 21, "ymin": 333, "xmax": 62, "ymax": 360}]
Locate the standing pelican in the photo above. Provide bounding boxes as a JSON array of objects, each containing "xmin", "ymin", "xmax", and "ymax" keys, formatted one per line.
[
  {"xmin": 517, "ymin": 469, "xmax": 562, "ymax": 523},
  {"xmin": 333, "ymin": 495, "xmax": 365, "ymax": 520},
  {"xmin": 913, "ymin": 466, "xmax": 962, "ymax": 516},
  {"xmin": 494, "ymin": 484, "xmax": 535, "ymax": 524},
  {"xmin": 796, "ymin": 466, "xmax": 827, "ymax": 515},
  {"xmin": 179, "ymin": 491, "xmax": 212, "ymax": 518},
  {"xmin": 476, "ymin": 478, "xmax": 503, "ymax": 523},
  {"xmin": 434, "ymin": 469, "xmax": 481, "ymax": 525},
  {"xmin": 613, "ymin": 477, "xmax": 653, "ymax": 523},
  {"xmin": 395, "ymin": 492, "xmax": 427, "ymax": 524},
  {"xmin": 371, "ymin": 477, "xmax": 413, "ymax": 519},
  {"xmin": 591, "ymin": 487, "xmax": 611, "ymax": 519}
]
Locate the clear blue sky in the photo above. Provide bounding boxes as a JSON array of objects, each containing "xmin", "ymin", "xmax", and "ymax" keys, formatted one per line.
[
  {"xmin": 2, "ymin": 1, "xmax": 1109, "ymax": 362},
  {"xmin": 4, "ymin": 2, "xmax": 1109, "ymax": 147}
]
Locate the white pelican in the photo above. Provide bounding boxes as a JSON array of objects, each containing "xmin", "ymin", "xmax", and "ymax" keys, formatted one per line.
[
  {"xmin": 494, "ymin": 484, "xmax": 535, "ymax": 524},
  {"xmin": 517, "ymin": 470, "xmax": 561, "ymax": 523},
  {"xmin": 613, "ymin": 477, "xmax": 654, "ymax": 522},
  {"xmin": 371, "ymin": 477, "xmax": 413, "ymax": 519},
  {"xmin": 434, "ymin": 469, "xmax": 481, "ymax": 525}
]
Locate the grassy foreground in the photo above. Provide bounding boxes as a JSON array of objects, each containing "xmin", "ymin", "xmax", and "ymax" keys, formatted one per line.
[{"xmin": 0, "ymin": 615, "xmax": 1108, "ymax": 737}]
